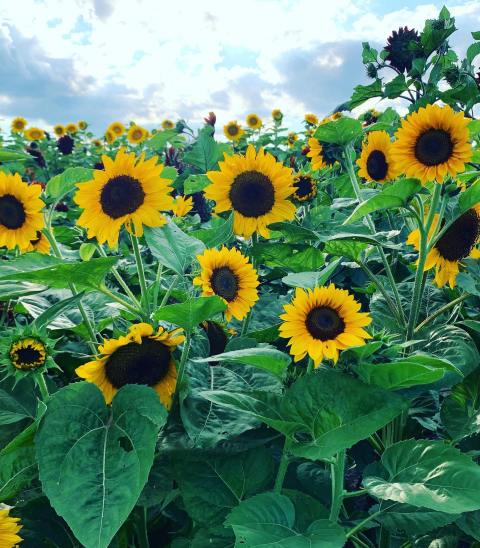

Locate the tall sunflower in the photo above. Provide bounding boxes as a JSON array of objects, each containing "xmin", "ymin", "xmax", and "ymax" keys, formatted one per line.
[
  {"xmin": 11, "ymin": 117, "xmax": 27, "ymax": 133},
  {"xmin": 78, "ymin": 120, "xmax": 88, "ymax": 130},
  {"xmin": 76, "ymin": 323, "xmax": 184, "ymax": 409},
  {"xmin": 293, "ymin": 173, "xmax": 317, "ymax": 202},
  {"xmin": 407, "ymin": 206, "xmax": 480, "ymax": 288},
  {"xmin": 127, "ymin": 125, "xmax": 148, "ymax": 144},
  {"xmin": 306, "ymin": 138, "xmax": 326, "ymax": 171},
  {"xmin": 391, "ymin": 104, "xmax": 472, "ymax": 184},
  {"xmin": 193, "ymin": 247, "xmax": 259, "ymax": 321},
  {"xmin": 385, "ymin": 27, "xmax": 420, "ymax": 73},
  {"xmin": 161, "ymin": 119, "xmax": 175, "ymax": 130},
  {"xmin": 223, "ymin": 121, "xmax": 244, "ymax": 142},
  {"xmin": 108, "ymin": 121, "xmax": 125, "ymax": 137},
  {"xmin": 74, "ymin": 148, "xmax": 174, "ymax": 248},
  {"xmin": 246, "ymin": 113, "xmax": 262, "ymax": 130},
  {"xmin": 0, "ymin": 172, "xmax": 45, "ymax": 251},
  {"xmin": 25, "ymin": 127, "xmax": 45, "ymax": 141},
  {"xmin": 205, "ymin": 144, "xmax": 295, "ymax": 238},
  {"xmin": 0, "ymin": 509, "xmax": 22, "ymax": 548},
  {"xmin": 53, "ymin": 124, "xmax": 66, "ymax": 137},
  {"xmin": 357, "ymin": 130, "xmax": 400, "ymax": 183},
  {"xmin": 105, "ymin": 130, "xmax": 116, "ymax": 144},
  {"xmin": 279, "ymin": 284, "xmax": 372, "ymax": 366},
  {"xmin": 65, "ymin": 123, "xmax": 78, "ymax": 134},
  {"xmin": 305, "ymin": 113, "xmax": 319, "ymax": 125}
]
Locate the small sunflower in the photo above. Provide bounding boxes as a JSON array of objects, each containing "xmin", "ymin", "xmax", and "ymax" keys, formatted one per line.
[
  {"xmin": 246, "ymin": 113, "xmax": 262, "ymax": 130},
  {"xmin": 74, "ymin": 148, "xmax": 174, "ymax": 248},
  {"xmin": 172, "ymin": 195, "xmax": 193, "ymax": 217},
  {"xmin": 205, "ymin": 144, "xmax": 295, "ymax": 238},
  {"xmin": 92, "ymin": 139, "xmax": 102, "ymax": 148},
  {"xmin": 223, "ymin": 121, "xmax": 244, "ymax": 142},
  {"xmin": 293, "ymin": 173, "xmax": 317, "ymax": 202},
  {"xmin": 357, "ymin": 130, "xmax": 400, "ymax": 183},
  {"xmin": 193, "ymin": 247, "xmax": 259, "ymax": 321},
  {"xmin": 24, "ymin": 127, "xmax": 45, "ymax": 141},
  {"xmin": 407, "ymin": 206, "xmax": 480, "ymax": 288},
  {"xmin": 78, "ymin": 120, "xmax": 88, "ymax": 130},
  {"xmin": 0, "ymin": 172, "xmax": 45, "ymax": 251},
  {"xmin": 105, "ymin": 130, "xmax": 116, "ymax": 144},
  {"xmin": 25, "ymin": 229, "xmax": 51, "ymax": 254},
  {"xmin": 0, "ymin": 509, "xmax": 22, "ymax": 548},
  {"xmin": 306, "ymin": 138, "xmax": 326, "ymax": 171},
  {"xmin": 271, "ymin": 109, "xmax": 283, "ymax": 122},
  {"xmin": 127, "ymin": 125, "xmax": 148, "ymax": 144},
  {"xmin": 108, "ymin": 121, "xmax": 125, "ymax": 137},
  {"xmin": 391, "ymin": 104, "xmax": 472, "ymax": 184},
  {"xmin": 53, "ymin": 124, "xmax": 66, "ymax": 137},
  {"xmin": 66, "ymin": 123, "xmax": 78, "ymax": 134},
  {"xmin": 11, "ymin": 117, "xmax": 27, "ymax": 133},
  {"xmin": 287, "ymin": 132, "xmax": 298, "ymax": 148},
  {"xmin": 161, "ymin": 119, "xmax": 175, "ymax": 130},
  {"xmin": 279, "ymin": 284, "xmax": 372, "ymax": 366},
  {"xmin": 76, "ymin": 323, "xmax": 184, "ymax": 409},
  {"xmin": 305, "ymin": 113, "xmax": 319, "ymax": 126}
]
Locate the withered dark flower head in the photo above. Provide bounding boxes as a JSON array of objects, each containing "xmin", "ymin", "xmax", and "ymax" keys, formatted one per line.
[
  {"xmin": 204, "ymin": 112, "xmax": 216, "ymax": 126},
  {"xmin": 384, "ymin": 26, "xmax": 420, "ymax": 73},
  {"xmin": 57, "ymin": 135, "xmax": 75, "ymax": 155}
]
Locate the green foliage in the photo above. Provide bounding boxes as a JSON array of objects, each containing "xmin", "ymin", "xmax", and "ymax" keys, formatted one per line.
[
  {"xmin": 46, "ymin": 167, "xmax": 94, "ymax": 198},
  {"xmin": 154, "ymin": 296, "xmax": 227, "ymax": 332}
]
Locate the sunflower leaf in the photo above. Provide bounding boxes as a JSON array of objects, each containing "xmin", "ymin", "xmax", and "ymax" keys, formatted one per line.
[
  {"xmin": 458, "ymin": 179, "xmax": 480, "ymax": 214},
  {"xmin": 313, "ymin": 117, "xmax": 363, "ymax": 145},
  {"xmin": 154, "ymin": 296, "xmax": 226, "ymax": 332},
  {"xmin": 46, "ymin": 167, "xmax": 94, "ymax": 199},
  {"xmin": 32, "ymin": 292, "xmax": 85, "ymax": 330}
]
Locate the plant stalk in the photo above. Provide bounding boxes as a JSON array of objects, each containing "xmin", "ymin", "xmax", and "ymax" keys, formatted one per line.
[
  {"xmin": 274, "ymin": 437, "xmax": 292, "ymax": 493},
  {"xmin": 131, "ymin": 234, "xmax": 150, "ymax": 317},
  {"xmin": 329, "ymin": 449, "xmax": 346, "ymax": 522}
]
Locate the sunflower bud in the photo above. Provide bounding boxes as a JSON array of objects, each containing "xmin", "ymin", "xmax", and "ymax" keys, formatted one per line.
[
  {"xmin": 204, "ymin": 111, "xmax": 216, "ymax": 126},
  {"xmin": 444, "ymin": 66, "xmax": 460, "ymax": 86},
  {"xmin": 366, "ymin": 63, "xmax": 378, "ymax": 79}
]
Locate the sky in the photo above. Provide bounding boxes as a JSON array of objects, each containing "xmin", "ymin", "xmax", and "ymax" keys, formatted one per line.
[{"xmin": 0, "ymin": 0, "xmax": 479, "ymax": 136}]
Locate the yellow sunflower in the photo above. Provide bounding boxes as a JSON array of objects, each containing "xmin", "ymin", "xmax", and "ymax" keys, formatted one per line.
[
  {"xmin": 223, "ymin": 121, "xmax": 244, "ymax": 142},
  {"xmin": 205, "ymin": 144, "xmax": 296, "ymax": 238},
  {"xmin": 172, "ymin": 195, "xmax": 193, "ymax": 217},
  {"xmin": 9, "ymin": 337, "xmax": 47, "ymax": 371},
  {"xmin": 193, "ymin": 247, "xmax": 259, "ymax": 321},
  {"xmin": 127, "ymin": 125, "xmax": 148, "ymax": 144},
  {"xmin": 305, "ymin": 113, "xmax": 319, "ymax": 125},
  {"xmin": 246, "ymin": 113, "xmax": 262, "ymax": 130},
  {"xmin": 293, "ymin": 173, "xmax": 317, "ymax": 202},
  {"xmin": 25, "ymin": 229, "xmax": 51, "ymax": 254},
  {"xmin": 53, "ymin": 124, "xmax": 66, "ymax": 137},
  {"xmin": 74, "ymin": 148, "xmax": 174, "ymax": 248},
  {"xmin": 0, "ymin": 172, "xmax": 45, "ymax": 251},
  {"xmin": 356, "ymin": 130, "xmax": 400, "ymax": 183},
  {"xmin": 307, "ymin": 138, "xmax": 326, "ymax": 171},
  {"xmin": 11, "ymin": 117, "xmax": 27, "ymax": 133},
  {"xmin": 65, "ymin": 123, "xmax": 78, "ymax": 134},
  {"xmin": 279, "ymin": 284, "xmax": 372, "ymax": 366},
  {"xmin": 407, "ymin": 205, "xmax": 480, "ymax": 288},
  {"xmin": 391, "ymin": 104, "xmax": 472, "ymax": 184},
  {"xmin": 105, "ymin": 130, "xmax": 116, "ymax": 144},
  {"xmin": 76, "ymin": 323, "xmax": 184, "ymax": 409},
  {"xmin": 24, "ymin": 127, "xmax": 45, "ymax": 141},
  {"xmin": 108, "ymin": 121, "xmax": 125, "ymax": 137},
  {"xmin": 78, "ymin": 120, "xmax": 88, "ymax": 130},
  {"xmin": 92, "ymin": 139, "xmax": 102, "ymax": 148},
  {"xmin": 161, "ymin": 119, "xmax": 175, "ymax": 130},
  {"xmin": 287, "ymin": 132, "xmax": 298, "ymax": 148},
  {"xmin": 271, "ymin": 109, "xmax": 283, "ymax": 122},
  {"xmin": 0, "ymin": 508, "xmax": 22, "ymax": 548}
]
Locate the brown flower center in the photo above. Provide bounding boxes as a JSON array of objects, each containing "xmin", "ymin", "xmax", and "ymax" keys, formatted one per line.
[
  {"xmin": 229, "ymin": 170, "xmax": 275, "ymax": 217},
  {"xmin": 100, "ymin": 175, "xmax": 145, "ymax": 219},
  {"xmin": 306, "ymin": 306, "xmax": 345, "ymax": 341}
]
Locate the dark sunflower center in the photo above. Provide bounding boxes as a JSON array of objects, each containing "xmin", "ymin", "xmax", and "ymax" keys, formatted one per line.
[
  {"xmin": 306, "ymin": 306, "xmax": 345, "ymax": 341},
  {"xmin": 294, "ymin": 176, "xmax": 314, "ymax": 198},
  {"xmin": 132, "ymin": 130, "xmax": 143, "ymax": 140},
  {"xmin": 435, "ymin": 209, "xmax": 480, "ymax": 262},
  {"xmin": 227, "ymin": 125, "xmax": 239, "ymax": 136},
  {"xmin": 366, "ymin": 150, "xmax": 388, "ymax": 180},
  {"xmin": 30, "ymin": 231, "xmax": 42, "ymax": 245},
  {"xmin": 202, "ymin": 321, "xmax": 228, "ymax": 357},
  {"xmin": 415, "ymin": 129, "xmax": 453, "ymax": 166},
  {"xmin": 229, "ymin": 170, "xmax": 275, "ymax": 217},
  {"xmin": 0, "ymin": 194, "xmax": 26, "ymax": 229},
  {"xmin": 210, "ymin": 266, "xmax": 238, "ymax": 301},
  {"xmin": 104, "ymin": 338, "xmax": 171, "ymax": 388},
  {"xmin": 13, "ymin": 347, "xmax": 43, "ymax": 368},
  {"xmin": 249, "ymin": 117, "xmax": 257, "ymax": 125},
  {"xmin": 100, "ymin": 175, "xmax": 145, "ymax": 219}
]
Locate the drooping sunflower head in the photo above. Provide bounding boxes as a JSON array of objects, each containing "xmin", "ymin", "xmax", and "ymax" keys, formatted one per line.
[
  {"xmin": 105, "ymin": 130, "xmax": 116, "ymax": 144},
  {"xmin": 305, "ymin": 113, "xmax": 319, "ymax": 126},
  {"xmin": 74, "ymin": 148, "xmax": 174, "ymax": 248},
  {"xmin": 57, "ymin": 134, "xmax": 75, "ymax": 155},
  {"xmin": 108, "ymin": 121, "xmax": 125, "ymax": 136},
  {"xmin": 76, "ymin": 323, "xmax": 185, "ymax": 408},
  {"xmin": 0, "ymin": 508, "xmax": 22, "ymax": 548},
  {"xmin": 172, "ymin": 195, "xmax": 193, "ymax": 217},
  {"xmin": 11, "ymin": 116, "xmax": 27, "ymax": 133},
  {"xmin": 391, "ymin": 104, "xmax": 472, "ymax": 184},
  {"xmin": 223, "ymin": 121, "xmax": 244, "ymax": 142},
  {"xmin": 53, "ymin": 124, "xmax": 66, "ymax": 137},
  {"xmin": 205, "ymin": 144, "xmax": 296, "ymax": 238},
  {"xmin": 408, "ymin": 205, "xmax": 480, "ymax": 288},
  {"xmin": 78, "ymin": 120, "xmax": 88, "ymax": 130},
  {"xmin": 279, "ymin": 284, "xmax": 372, "ymax": 366},
  {"xmin": 362, "ymin": 109, "xmax": 381, "ymax": 126},
  {"xmin": 356, "ymin": 130, "xmax": 400, "ymax": 183},
  {"xmin": 193, "ymin": 246, "xmax": 259, "ymax": 321},
  {"xmin": 161, "ymin": 119, "xmax": 175, "ymax": 130},
  {"xmin": 246, "ymin": 113, "xmax": 262, "ymax": 130},
  {"xmin": 271, "ymin": 109, "xmax": 283, "ymax": 122},
  {"xmin": 293, "ymin": 173, "xmax": 317, "ymax": 202},
  {"xmin": 25, "ymin": 229, "xmax": 51, "ymax": 254},
  {"xmin": 201, "ymin": 320, "xmax": 228, "ymax": 357},
  {"xmin": 66, "ymin": 123, "xmax": 78, "ymax": 134},
  {"xmin": 0, "ymin": 172, "xmax": 45, "ymax": 251},
  {"xmin": 385, "ymin": 26, "xmax": 420, "ymax": 73},
  {"xmin": 25, "ymin": 127, "xmax": 45, "ymax": 141},
  {"xmin": 306, "ymin": 138, "xmax": 326, "ymax": 171},
  {"xmin": 127, "ymin": 125, "xmax": 148, "ymax": 144}
]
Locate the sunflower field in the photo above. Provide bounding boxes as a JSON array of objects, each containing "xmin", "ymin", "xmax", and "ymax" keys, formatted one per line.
[{"xmin": 1, "ymin": 7, "xmax": 480, "ymax": 548}]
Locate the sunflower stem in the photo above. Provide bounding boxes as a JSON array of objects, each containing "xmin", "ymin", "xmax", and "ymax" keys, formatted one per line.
[
  {"xmin": 176, "ymin": 333, "xmax": 192, "ymax": 391},
  {"xmin": 329, "ymin": 449, "xmax": 346, "ymax": 522},
  {"xmin": 158, "ymin": 275, "xmax": 179, "ymax": 309},
  {"xmin": 97, "ymin": 285, "xmax": 144, "ymax": 317},
  {"xmin": 37, "ymin": 373, "xmax": 50, "ymax": 401},
  {"xmin": 131, "ymin": 234, "xmax": 150, "ymax": 318},
  {"xmin": 414, "ymin": 293, "xmax": 470, "ymax": 333},
  {"xmin": 357, "ymin": 260, "xmax": 399, "ymax": 322},
  {"xmin": 153, "ymin": 263, "xmax": 163, "ymax": 310},
  {"xmin": 274, "ymin": 437, "xmax": 291, "ymax": 493}
]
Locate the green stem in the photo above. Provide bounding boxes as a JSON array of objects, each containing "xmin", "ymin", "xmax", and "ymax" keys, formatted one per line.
[
  {"xmin": 153, "ymin": 264, "xmax": 163, "ymax": 310},
  {"xmin": 414, "ymin": 293, "xmax": 470, "ymax": 333},
  {"xmin": 158, "ymin": 275, "xmax": 179, "ymax": 309},
  {"xmin": 274, "ymin": 437, "xmax": 291, "ymax": 493},
  {"xmin": 329, "ymin": 450, "xmax": 346, "ymax": 522},
  {"xmin": 176, "ymin": 333, "xmax": 192, "ymax": 389},
  {"xmin": 97, "ymin": 285, "xmax": 144, "ymax": 317},
  {"xmin": 343, "ymin": 489, "xmax": 367, "ymax": 499},
  {"xmin": 346, "ymin": 508, "xmax": 384, "ymax": 539},
  {"xmin": 37, "ymin": 373, "xmax": 50, "ymax": 401},
  {"xmin": 131, "ymin": 234, "xmax": 150, "ymax": 317},
  {"xmin": 357, "ymin": 260, "xmax": 399, "ymax": 322}
]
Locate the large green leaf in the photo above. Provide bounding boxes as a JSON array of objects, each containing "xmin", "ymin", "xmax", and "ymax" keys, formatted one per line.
[
  {"xmin": 183, "ymin": 174, "xmax": 210, "ymax": 194},
  {"xmin": 225, "ymin": 492, "xmax": 346, "ymax": 547},
  {"xmin": 0, "ymin": 280, "xmax": 45, "ymax": 300},
  {"xmin": 363, "ymin": 439, "xmax": 480, "ymax": 513},
  {"xmin": 32, "ymin": 292, "xmax": 85, "ymax": 330},
  {"xmin": 282, "ymin": 258, "xmax": 342, "ymax": 289},
  {"xmin": 457, "ymin": 510, "xmax": 480, "ymax": 541},
  {"xmin": 36, "ymin": 382, "xmax": 167, "ymax": 548},
  {"xmin": 184, "ymin": 126, "xmax": 227, "ymax": 172},
  {"xmin": 458, "ymin": 179, "xmax": 480, "ymax": 214},
  {"xmin": 190, "ymin": 214, "xmax": 234, "ymax": 248},
  {"xmin": 0, "ymin": 390, "xmax": 35, "ymax": 426},
  {"xmin": 349, "ymin": 79, "xmax": 383, "ymax": 109},
  {"xmin": 46, "ymin": 167, "xmax": 94, "ymax": 198},
  {"xmin": 0, "ymin": 149, "xmax": 30, "ymax": 162},
  {"xmin": 144, "ymin": 222, "xmax": 205, "ymax": 274},
  {"xmin": 314, "ymin": 117, "xmax": 362, "ymax": 145},
  {"xmin": 154, "ymin": 296, "xmax": 226, "ymax": 332},
  {"xmin": 203, "ymin": 369, "xmax": 408, "ymax": 460}
]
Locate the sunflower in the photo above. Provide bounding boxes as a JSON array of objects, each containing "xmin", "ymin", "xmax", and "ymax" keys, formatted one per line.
[
  {"xmin": 0, "ymin": 172, "xmax": 45, "ymax": 251},
  {"xmin": 279, "ymin": 284, "xmax": 372, "ymax": 366},
  {"xmin": 161, "ymin": 119, "xmax": 175, "ymax": 130},
  {"xmin": 11, "ymin": 116, "xmax": 27, "ymax": 133},
  {"xmin": 53, "ymin": 124, "xmax": 66, "ymax": 137},
  {"xmin": 205, "ymin": 144, "xmax": 295, "ymax": 238},
  {"xmin": 201, "ymin": 320, "xmax": 228, "ymax": 357},
  {"xmin": 78, "ymin": 120, "xmax": 88, "ymax": 130},
  {"xmin": 223, "ymin": 121, "xmax": 244, "ymax": 142},
  {"xmin": 57, "ymin": 135, "xmax": 74, "ymax": 155},
  {"xmin": 74, "ymin": 148, "xmax": 174, "ymax": 248},
  {"xmin": 391, "ymin": 104, "xmax": 472, "ymax": 184},
  {"xmin": 65, "ymin": 123, "xmax": 78, "ymax": 134},
  {"xmin": 287, "ymin": 132, "xmax": 298, "ymax": 148},
  {"xmin": 271, "ymin": 109, "xmax": 283, "ymax": 122},
  {"xmin": 108, "ymin": 121, "xmax": 125, "ymax": 137},
  {"xmin": 76, "ymin": 323, "xmax": 184, "ymax": 409},
  {"xmin": 127, "ymin": 125, "xmax": 148, "ymax": 144},
  {"xmin": 24, "ymin": 127, "xmax": 45, "ymax": 141},
  {"xmin": 25, "ymin": 229, "xmax": 51, "ymax": 254},
  {"xmin": 0, "ymin": 509, "xmax": 22, "ymax": 548},
  {"xmin": 246, "ymin": 113, "xmax": 262, "ymax": 130},
  {"xmin": 92, "ymin": 139, "xmax": 102, "ymax": 147},
  {"xmin": 293, "ymin": 173, "xmax": 317, "ymax": 202},
  {"xmin": 105, "ymin": 130, "xmax": 116, "ymax": 144},
  {"xmin": 193, "ymin": 247, "xmax": 259, "ymax": 321},
  {"xmin": 385, "ymin": 26, "xmax": 420, "ymax": 73},
  {"xmin": 357, "ymin": 131, "xmax": 400, "ymax": 183},
  {"xmin": 306, "ymin": 138, "xmax": 326, "ymax": 171},
  {"xmin": 172, "ymin": 195, "xmax": 193, "ymax": 217},
  {"xmin": 305, "ymin": 113, "xmax": 319, "ymax": 126},
  {"xmin": 407, "ymin": 206, "xmax": 480, "ymax": 288}
]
